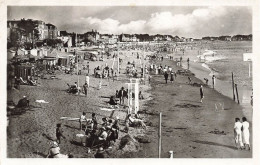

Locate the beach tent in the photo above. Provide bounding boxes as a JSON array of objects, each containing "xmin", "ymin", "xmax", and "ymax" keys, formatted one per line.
[
  {"xmin": 243, "ymin": 53, "xmax": 252, "ymax": 61},
  {"xmin": 202, "ymin": 50, "xmax": 216, "ymax": 56},
  {"xmin": 26, "ymin": 54, "xmax": 38, "ymax": 63},
  {"xmin": 57, "ymin": 57, "xmax": 68, "ymax": 66},
  {"xmin": 15, "ymin": 64, "xmax": 35, "ymax": 80},
  {"xmin": 30, "ymin": 49, "xmax": 38, "ymax": 56}
]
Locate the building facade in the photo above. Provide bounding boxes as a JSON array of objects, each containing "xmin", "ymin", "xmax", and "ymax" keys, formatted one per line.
[{"xmin": 46, "ymin": 23, "xmax": 58, "ymax": 39}]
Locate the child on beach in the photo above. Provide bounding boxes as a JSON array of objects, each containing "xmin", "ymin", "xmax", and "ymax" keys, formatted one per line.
[
  {"xmin": 56, "ymin": 124, "xmax": 66, "ymax": 144},
  {"xmin": 188, "ymin": 77, "xmax": 192, "ymax": 84},
  {"xmin": 204, "ymin": 78, "xmax": 209, "ymax": 85}
]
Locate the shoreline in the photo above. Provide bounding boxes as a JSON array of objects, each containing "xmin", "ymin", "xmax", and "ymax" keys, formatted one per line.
[{"xmin": 184, "ymin": 60, "xmax": 253, "ymax": 121}]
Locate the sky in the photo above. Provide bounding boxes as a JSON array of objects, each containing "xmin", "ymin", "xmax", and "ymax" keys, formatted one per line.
[{"xmin": 7, "ymin": 6, "xmax": 252, "ymax": 38}]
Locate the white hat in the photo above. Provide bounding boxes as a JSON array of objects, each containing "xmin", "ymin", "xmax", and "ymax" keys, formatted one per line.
[
  {"xmin": 23, "ymin": 96, "xmax": 27, "ymax": 98},
  {"xmin": 116, "ymin": 116, "xmax": 119, "ymax": 120},
  {"xmin": 50, "ymin": 141, "xmax": 59, "ymax": 148}
]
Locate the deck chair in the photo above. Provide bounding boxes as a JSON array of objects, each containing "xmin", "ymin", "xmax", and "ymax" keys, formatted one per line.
[{"xmin": 19, "ymin": 77, "xmax": 28, "ymax": 85}]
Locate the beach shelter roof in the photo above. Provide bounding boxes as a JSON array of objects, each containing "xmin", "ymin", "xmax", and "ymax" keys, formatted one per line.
[
  {"xmin": 17, "ymin": 48, "xmax": 27, "ymax": 56},
  {"xmin": 7, "ymin": 50, "xmax": 16, "ymax": 60}
]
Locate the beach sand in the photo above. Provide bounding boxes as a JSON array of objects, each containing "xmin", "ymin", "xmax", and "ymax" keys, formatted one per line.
[{"xmin": 7, "ymin": 48, "xmax": 252, "ymax": 158}]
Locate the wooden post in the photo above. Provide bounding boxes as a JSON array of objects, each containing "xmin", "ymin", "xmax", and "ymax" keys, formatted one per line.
[
  {"xmin": 134, "ymin": 79, "xmax": 139, "ymax": 114},
  {"xmin": 127, "ymin": 83, "xmax": 131, "ymax": 114},
  {"xmin": 158, "ymin": 112, "xmax": 162, "ymax": 158},
  {"xmin": 129, "ymin": 79, "xmax": 133, "ymax": 113},
  {"xmin": 249, "ymin": 62, "xmax": 251, "ymax": 77},
  {"xmin": 232, "ymin": 72, "xmax": 235, "ymax": 101},
  {"xmin": 143, "ymin": 46, "xmax": 145, "ymax": 79},
  {"xmin": 235, "ymin": 84, "xmax": 240, "ymax": 104},
  {"xmin": 118, "ymin": 57, "xmax": 120, "ymax": 74},
  {"xmin": 112, "ymin": 57, "xmax": 115, "ymax": 69},
  {"xmin": 76, "ymin": 33, "xmax": 80, "ymax": 94}
]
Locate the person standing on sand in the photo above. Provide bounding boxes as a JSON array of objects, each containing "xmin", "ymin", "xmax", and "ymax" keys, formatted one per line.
[
  {"xmin": 234, "ymin": 118, "xmax": 244, "ymax": 150},
  {"xmin": 111, "ymin": 68, "xmax": 114, "ymax": 79},
  {"xmin": 91, "ymin": 113, "xmax": 98, "ymax": 131},
  {"xmin": 119, "ymin": 87, "xmax": 126, "ymax": 105},
  {"xmin": 170, "ymin": 72, "xmax": 174, "ymax": 83},
  {"xmin": 164, "ymin": 71, "xmax": 169, "ymax": 84},
  {"xmin": 86, "ymin": 62, "xmax": 90, "ymax": 74},
  {"xmin": 79, "ymin": 112, "xmax": 86, "ymax": 130},
  {"xmin": 83, "ymin": 82, "xmax": 88, "ymax": 96},
  {"xmin": 187, "ymin": 58, "xmax": 190, "ymax": 69},
  {"xmin": 212, "ymin": 75, "xmax": 216, "ymax": 89},
  {"xmin": 200, "ymin": 85, "xmax": 204, "ymax": 103},
  {"xmin": 242, "ymin": 117, "xmax": 250, "ymax": 150}
]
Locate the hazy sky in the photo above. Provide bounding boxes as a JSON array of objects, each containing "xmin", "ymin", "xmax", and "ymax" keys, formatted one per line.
[{"xmin": 7, "ymin": 6, "xmax": 252, "ymax": 38}]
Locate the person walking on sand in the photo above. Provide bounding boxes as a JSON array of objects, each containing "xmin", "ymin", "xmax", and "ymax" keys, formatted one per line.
[
  {"xmin": 234, "ymin": 118, "xmax": 244, "ymax": 150},
  {"xmin": 242, "ymin": 117, "xmax": 250, "ymax": 150},
  {"xmin": 212, "ymin": 75, "xmax": 216, "ymax": 89},
  {"xmin": 200, "ymin": 85, "xmax": 204, "ymax": 103},
  {"xmin": 164, "ymin": 71, "xmax": 169, "ymax": 84}
]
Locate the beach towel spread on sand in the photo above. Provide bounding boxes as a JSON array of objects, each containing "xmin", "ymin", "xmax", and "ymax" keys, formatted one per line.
[{"xmin": 35, "ymin": 100, "xmax": 49, "ymax": 103}]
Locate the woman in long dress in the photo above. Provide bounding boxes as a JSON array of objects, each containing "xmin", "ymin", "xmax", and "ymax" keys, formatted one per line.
[{"xmin": 242, "ymin": 117, "xmax": 250, "ymax": 150}]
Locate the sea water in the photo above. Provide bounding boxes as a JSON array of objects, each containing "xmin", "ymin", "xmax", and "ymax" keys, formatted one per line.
[{"xmin": 182, "ymin": 41, "xmax": 253, "ymax": 120}]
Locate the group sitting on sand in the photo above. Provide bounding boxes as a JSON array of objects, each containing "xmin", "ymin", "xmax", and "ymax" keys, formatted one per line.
[
  {"xmin": 50, "ymin": 110, "xmax": 147, "ymax": 158},
  {"xmin": 18, "ymin": 76, "xmax": 38, "ymax": 86}
]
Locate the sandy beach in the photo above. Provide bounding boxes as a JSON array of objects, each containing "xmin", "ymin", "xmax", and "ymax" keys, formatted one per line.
[{"xmin": 7, "ymin": 45, "xmax": 252, "ymax": 158}]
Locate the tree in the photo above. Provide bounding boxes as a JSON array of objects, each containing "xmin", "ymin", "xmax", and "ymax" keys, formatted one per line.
[
  {"xmin": 17, "ymin": 19, "xmax": 39, "ymax": 43},
  {"xmin": 43, "ymin": 39, "xmax": 62, "ymax": 47}
]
